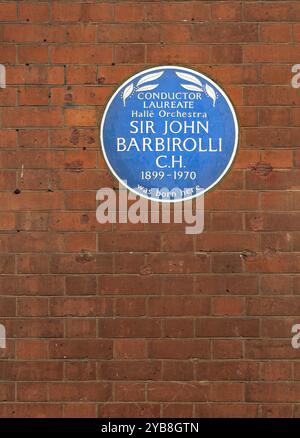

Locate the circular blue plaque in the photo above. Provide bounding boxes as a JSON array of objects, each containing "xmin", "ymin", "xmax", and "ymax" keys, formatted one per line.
[{"xmin": 101, "ymin": 66, "xmax": 238, "ymax": 202}]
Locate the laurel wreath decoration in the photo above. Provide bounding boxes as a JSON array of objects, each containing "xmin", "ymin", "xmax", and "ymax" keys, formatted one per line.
[
  {"xmin": 121, "ymin": 70, "xmax": 217, "ymax": 107},
  {"xmin": 122, "ymin": 71, "xmax": 164, "ymax": 106},
  {"xmin": 176, "ymin": 71, "xmax": 217, "ymax": 107},
  {"xmin": 176, "ymin": 71, "xmax": 203, "ymax": 92},
  {"xmin": 205, "ymin": 83, "xmax": 217, "ymax": 107}
]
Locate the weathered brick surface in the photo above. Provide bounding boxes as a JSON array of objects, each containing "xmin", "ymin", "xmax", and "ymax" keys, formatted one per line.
[{"xmin": 0, "ymin": 0, "xmax": 299, "ymax": 418}]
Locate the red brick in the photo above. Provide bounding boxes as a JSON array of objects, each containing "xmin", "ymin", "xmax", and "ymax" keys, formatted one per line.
[
  {"xmin": 206, "ymin": 191, "xmax": 259, "ymax": 211},
  {"xmin": 63, "ymin": 233, "xmax": 96, "ymax": 252},
  {"xmin": 0, "ymin": 172, "xmax": 16, "ymax": 190},
  {"xmin": 261, "ymin": 65, "xmax": 291, "ymax": 84},
  {"xmin": 210, "ymin": 383, "xmax": 244, "ymax": 402},
  {"xmin": 99, "ymin": 318, "xmax": 161, "ymax": 338},
  {"xmin": 246, "ymin": 383, "xmax": 300, "ymax": 403},
  {"xmin": 163, "ymin": 319, "xmax": 194, "ymax": 338},
  {"xmin": 261, "ymin": 362, "xmax": 293, "ymax": 381},
  {"xmin": 211, "ymin": 2, "xmax": 242, "ymax": 21},
  {"xmin": 146, "ymin": 253, "xmax": 210, "ymax": 274},
  {"xmin": 63, "ymin": 404, "xmax": 96, "ymax": 418},
  {"xmin": 17, "ymin": 297, "xmax": 48, "ymax": 316},
  {"xmin": 0, "ymin": 45, "xmax": 16, "ymax": 63},
  {"xmin": 66, "ymin": 66, "xmax": 97, "ymax": 85},
  {"xmin": 145, "ymin": 2, "xmax": 210, "ymax": 22},
  {"xmin": 115, "ymin": 3, "xmax": 145, "ymax": 22},
  {"xmin": 51, "ymin": 86, "xmax": 112, "ymax": 106},
  {"xmin": 0, "ymin": 384, "xmax": 15, "ymax": 402},
  {"xmin": 245, "ymin": 44, "xmax": 300, "ymax": 63},
  {"xmin": 162, "ymin": 404, "xmax": 193, "ymax": 418},
  {"xmin": 49, "ymin": 340, "xmax": 113, "ymax": 359},
  {"xmin": 98, "ymin": 65, "xmax": 141, "ymax": 84},
  {"xmin": 212, "ymin": 340, "xmax": 243, "ymax": 359},
  {"xmin": 162, "ymin": 361, "xmax": 193, "ymax": 381},
  {"xmin": 50, "ymin": 254, "xmax": 113, "ymax": 274},
  {"xmin": 148, "ymin": 296, "xmax": 210, "ymax": 316},
  {"xmin": 247, "ymin": 297, "xmax": 300, "ymax": 316},
  {"xmin": 245, "ymin": 2, "xmax": 300, "ymax": 21},
  {"xmin": 18, "ymin": 45, "xmax": 48, "ymax": 63},
  {"xmin": 0, "ymin": 3, "xmax": 17, "ymax": 21},
  {"xmin": 2, "ymin": 108, "xmax": 62, "ymax": 128},
  {"xmin": 99, "ymin": 232, "xmax": 160, "ymax": 252},
  {"xmin": 0, "ymin": 88, "xmax": 17, "ymax": 106},
  {"xmin": 261, "ymin": 150, "xmax": 293, "ymax": 167},
  {"xmin": 49, "ymin": 383, "xmax": 111, "ymax": 402},
  {"xmin": 114, "ymin": 339, "xmax": 147, "ymax": 359},
  {"xmin": 50, "ymin": 297, "xmax": 110, "ymax": 317},
  {"xmin": 114, "ymin": 297, "xmax": 146, "ymax": 317},
  {"xmin": 194, "ymin": 24, "xmax": 258, "ymax": 42},
  {"xmin": 115, "ymin": 383, "xmax": 145, "ymax": 402},
  {"xmin": 19, "ymin": 3, "xmax": 49, "ymax": 23},
  {"xmin": 98, "ymin": 403, "xmax": 160, "ymax": 418},
  {"xmin": 148, "ymin": 340, "xmax": 210, "ymax": 359},
  {"xmin": 260, "ymin": 24, "xmax": 291, "ymax": 42},
  {"xmin": 115, "ymin": 45, "xmax": 145, "ymax": 63},
  {"xmin": 261, "ymin": 275, "xmax": 293, "ymax": 295},
  {"xmin": 211, "ymin": 45, "xmax": 242, "ymax": 63},
  {"xmin": 65, "ymin": 362, "xmax": 96, "ymax": 381},
  {"xmin": 196, "ymin": 318, "xmax": 259, "ymax": 337},
  {"xmin": 51, "ymin": 2, "xmax": 113, "ymax": 23},
  {"xmin": 99, "ymin": 275, "xmax": 161, "ymax": 295},
  {"xmin": 65, "ymin": 276, "xmax": 97, "ymax": 295},
  {"xmin": 261, "ymin": 319, "xmax": 298, "ymax": 339},
  {"xmin": 98, "ymin": 24, "xmax": 159, "ymax": 43},
  {"xmin": 0, "ymin": 404, "xmax": 62, "ymax": 418},
  {"xmin": 66, "ymin": 24, "xmax": 97, "ymax": 43},
  {"xmin": 8, "ymin": 66, "xmax": 64, "ymax": 85},
  {"xmin": 196, "ymin": 361, "xmax": 259, "ymax": 381},
  {"xmin": 8, "ymin": 319, "xmax": 63, "ymax": 338},
  {"xmin": 17, "ymin": 383, "xmax": 48, "ymax": 402},
  {"xmin": 211, "ymin": 212, "xmax": 243, "ymax": 230},
  {"xmin": 195, "ymin": 403, "xmax": 258, "ymax": 418},
  {"xmin": 159, "ymin": 24, "xmax": 192, "ymax": 43},
  {"xmin": 245, "ymin": 340, "xmax": 300, "ymax": 360},
  {"xmin": 0, "ymin": 256, "xmax": 15, "ymax": 274},
  {"xmin": 0, "ymin": 130, "xmax": 17, "ymax": 148},
  {"xmin": 99, "ymin": 361, "xmax": 161, "ymax": 381},
  {"xmin": 3, "ymin": 24, "xmax": 64, "ymax": 43},
  {"xmin": 212, "ymin": 297, "xmax": 245, "ymax": 316},
  {"xmin": 261, "ymin": 404, "xmax": 293, "ymax": 418},
  {"xmin": 0, "ymin": 361, "xmax": 63, "ymax": 381},
  {"xmin": 65, "ymin": 319, "xmax": 97, "ymax": 338},
  {"xmin": 148, "ymin": 382, "xmax": 209, "ymax": 402},
  {"xmin": 197, "ymin": 232, "xmax": 259, "ymax": 252},
  {"xmin": 147, "ymin": 45, "xmax": 210, "ymax": 64},
  {"xmin": 212, "ymin": 254, "xmax": 243, "ymax": 273},
  {"xmin": 16, "ymin": 340, "xmax": 48, "ymax": 360},
  {"xmin": 64, "ymin": 108, "xmax": 97, "ymax": 127},
  {"xmin": 18, "ymin": 87, "xmax": 49, "ymax": 106},
  {"xmin": 50, "ymin": 45, "xmax": 113, "ymax": 64},
  {"xmin": 261, "ymin": 232, "xmax": 291, "ymax": 252}
]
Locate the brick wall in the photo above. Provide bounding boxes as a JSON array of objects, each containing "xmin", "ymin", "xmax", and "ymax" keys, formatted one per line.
[{"xmin": 0, "ymin": 0, "xmax": 300, "ymax": 418}]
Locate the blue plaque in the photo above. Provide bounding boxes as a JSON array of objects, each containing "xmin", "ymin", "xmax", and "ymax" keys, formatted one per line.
[{"xmin": 100, "ymin": 66, "xmax": 238, "ymax": 202}]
